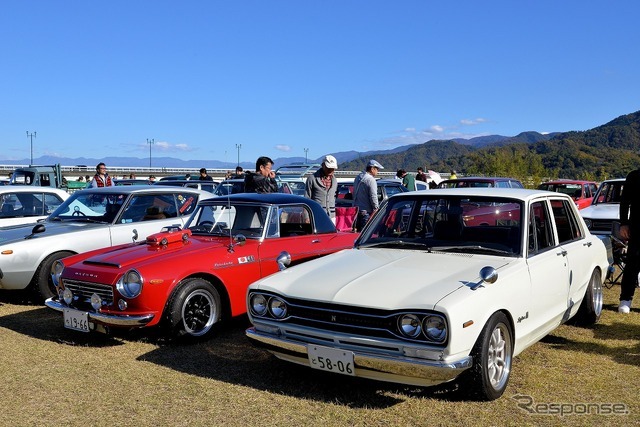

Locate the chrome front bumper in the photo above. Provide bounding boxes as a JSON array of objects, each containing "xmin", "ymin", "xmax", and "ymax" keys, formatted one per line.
[
  {"xmin": 45, "ymin": 298, "xmax": 155, "ymax": 327},
  {"xmin": 246, "ymin": 326, "xmax": 472, "ymax": 387}
]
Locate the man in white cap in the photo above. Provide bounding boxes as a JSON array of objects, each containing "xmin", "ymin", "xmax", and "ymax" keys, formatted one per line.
[
  {"xmin": 305, "ymin": 155, "xmax": 339, "ymax": 221},
  {"xmin": 353, "ymin": 159, "xmax": 384, "ymax": 231}
]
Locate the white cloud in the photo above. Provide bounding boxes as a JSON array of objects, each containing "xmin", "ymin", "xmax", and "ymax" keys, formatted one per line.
[
  {"xmin": 460, "ymin": 118, "xmax": 487, "ymax": 126},
  {"xmin": 430, "ymin": 125, "xmax": 444, "ymax": 133},
  {"xmin": 275, "ymin": 145, "xmax": 291, "ymax": 152},
  {"xmin": 136, "ymin": 140, "xmax": 193, "ymax": 153}
]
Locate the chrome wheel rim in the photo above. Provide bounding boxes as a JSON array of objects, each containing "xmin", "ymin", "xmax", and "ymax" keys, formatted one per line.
[
  {"xmin": 591, "ymin": 273, "xmax": 604, "ymax": 317},
  {"xmin": 487, "ymin": 323, "xmax": 512, "ymax": 390},
  {"xmin": 181, "ymin": 290, "xmax": 216, "ymax": 336}
]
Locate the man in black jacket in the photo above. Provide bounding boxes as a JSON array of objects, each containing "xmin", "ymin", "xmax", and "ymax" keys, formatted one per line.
[
  {"xmin": 618, "ymin": 168, "xmax": 640, "ymax": 313},
  {"xmin": 244, "ymin": 156, "xmax": 278, "ymax": 193}
]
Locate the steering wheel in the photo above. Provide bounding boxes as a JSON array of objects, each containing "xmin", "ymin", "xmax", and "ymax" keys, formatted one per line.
[{"xmin": 72, "ymin": 206, "xmax": 86, "ymax": 217}]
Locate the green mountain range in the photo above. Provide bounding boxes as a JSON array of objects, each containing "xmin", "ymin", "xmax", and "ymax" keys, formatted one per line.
[{"xmin": 340, "ymin": 110, "xmax": 640, "ymax": 184}]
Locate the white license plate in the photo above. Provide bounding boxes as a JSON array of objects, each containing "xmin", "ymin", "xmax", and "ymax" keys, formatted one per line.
[
  {"xmin": 63, "ymin": 309, "xmax": 90, "ymax": 333},
  {"xmin": 308, "ymin": 345, "xmax": 355, "ymax": 376}
]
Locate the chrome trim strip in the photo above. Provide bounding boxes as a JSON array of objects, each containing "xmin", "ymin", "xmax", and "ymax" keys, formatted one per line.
[{"xmin": 45, "ymin": 298, "xmax": 154, "ymax": 327}]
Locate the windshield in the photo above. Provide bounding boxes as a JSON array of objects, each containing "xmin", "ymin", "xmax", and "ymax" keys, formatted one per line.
[
  {"xmin": 214, "ymin": 181, "xmax": 244, "ymax": 196},
  {"xmin": 539, "ymin": 183, "xmax": 582, "ymax": 198},
  {"xmin": 187, "ymin": 203, "xmax": 272, "ymax": 239},
  {"xmin": 49, "ymin": 192, "xmax": 127, "ymax": 223},
  {"xmin": 357, "ymin": 195, "xmax": 523, "ymax": 256},
  {"xmin": 592, "ymin": 181, "xmax": 624, "ymax": 205}
]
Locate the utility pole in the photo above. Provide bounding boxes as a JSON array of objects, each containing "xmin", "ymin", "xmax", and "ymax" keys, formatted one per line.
[
  {"xmin": 304, "ymin": 148, "xmax": 309, "ymax": 163},
  {"xmin": 26, "ymin": 131, "xmax": 36, "ymax": 165},
  {"xmin": 236, "ymin": 143, "xmax": 242, "ymax": 167},
  {"xmin": 147, "ymin": 138, "xmax": 154, "ymax": 168}
]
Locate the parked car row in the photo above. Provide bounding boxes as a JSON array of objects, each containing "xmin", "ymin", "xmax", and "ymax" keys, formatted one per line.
[{"xmin": 0, "ymin": 176, "xmax": 618, "ymax": 401}]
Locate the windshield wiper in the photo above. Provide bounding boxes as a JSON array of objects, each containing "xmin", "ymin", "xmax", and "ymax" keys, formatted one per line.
[
  {"xmin": 429, "ymin": 245, "xmax": 512, "ymax": 255},
  {"xmin": 359, "ymin": 240, "xmax": 429, "ymax": 249}
]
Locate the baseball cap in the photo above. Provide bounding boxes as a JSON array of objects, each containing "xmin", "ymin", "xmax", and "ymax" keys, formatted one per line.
[
  {"xmin": 368, "ymin": 159, "xmax": 384, "ymax": 169},
  {"xmin": 322, "ymin": 155, "xmax": 338, "ymax": 169}
]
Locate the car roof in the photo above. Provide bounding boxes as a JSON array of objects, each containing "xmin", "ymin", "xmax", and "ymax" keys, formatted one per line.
[
  {"xmin": 73, "ymin": 185, "xmax": 213, "ymax": 196},
  {"xmin": 0, "ymin": 185, "xmax": 69, "ymax": 196},
  {"xmin": 440, "ymin": 176, "xmax": 519, "ymax": 183},
  {"xmin": 392, "ymin": 187, "xmax": 573, "ymax": 203},
  {"xmin": 540, "ymin": 179, "xmax": 597, "ymax": 185}
]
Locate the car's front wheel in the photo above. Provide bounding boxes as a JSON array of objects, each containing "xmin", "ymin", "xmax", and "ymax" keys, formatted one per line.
[
  {"xmin": 572, "ymin": 269, "xmax": 603, "ymax": 326},
  {"xmin": 164, "ymin": 278, "xmax": 221, "ymax": 339},
  {"xmin": 466, "ymin": 312, "xmax": 513, "ymax": 401}
]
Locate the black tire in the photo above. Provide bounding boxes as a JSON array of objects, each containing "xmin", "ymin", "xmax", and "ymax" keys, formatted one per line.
[
  {"xmin": 33, "ymin": 251, "xmax": 74, "ymax": 302},
  {"xmin": 572, "ymin": 269, "xmax": 603, "ymax": 326},
  {"xmin": 466, "ymin": 312, "xmax": 513, "ymax": 401},
  {"xmin": 164, "ymin": 278, "xmax": 221, "ymax": 339}
]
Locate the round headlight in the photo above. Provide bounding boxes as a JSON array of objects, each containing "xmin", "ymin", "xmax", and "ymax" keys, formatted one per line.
[
  {"xmin": 268, "ymin": 297, "xmax": 288, "ymax": 319},
  {"xmin": 116, "ymin": 269, "xmax": 143, "ymax": 298},
  {"xmin": 423, "ymin": 316, "xmax": 447, "ymax": 342},
  {"xmin": 250, "ymin": 294, "xmax": 268, "ymax": 316},
  {"xmin": 51, "ymin": 260, "xmax": 65, "ymax": 288},
  {"xmin": 398, "ymin": 314, "xmax": 422, "ymax": 338},
  {"xmin": 63, "ymin": 288, "xmax": 73, "ymax": 305}
]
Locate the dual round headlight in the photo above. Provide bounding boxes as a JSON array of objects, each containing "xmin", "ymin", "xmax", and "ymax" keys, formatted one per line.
[
  {"xmin": 116, "ymin": 269, "xmax": 143, "ymax": 298},
  {"xmin": 250, "ymin": 293, "xmax": 288, "ymax": 319},
  {"xmin": 398, "ymin": 313, "xmax": 447, "ymax": 342}
]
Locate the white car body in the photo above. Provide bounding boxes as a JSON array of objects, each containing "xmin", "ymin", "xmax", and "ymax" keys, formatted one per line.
[
  {"xmin": 0, "ymin": 186, "xmax": 69, "ymax": 227},
  {"xmin": 579, "ymin": 178, "xmax": 625, "ymax": 235},
  {"xmin": 0, "ymin": 185, "xmax": 213, "ymax": 300},
  {"xmin": 246, "ymin": 188, "xmax": 611, "ymax": 400}
]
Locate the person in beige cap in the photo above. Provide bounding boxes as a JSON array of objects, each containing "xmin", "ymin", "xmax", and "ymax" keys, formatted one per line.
[
  {"xmin": 305, "ymin": 154, "xmax": 339, "ymax": 221},
  {"xmin": 353, "ymin": 159, "xmax": 384, "ymax": 231}
]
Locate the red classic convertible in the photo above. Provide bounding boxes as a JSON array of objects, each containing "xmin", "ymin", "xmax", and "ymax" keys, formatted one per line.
[{"xmin": 45, "ymin": 194, "xmax": 358, "ymax": 339}]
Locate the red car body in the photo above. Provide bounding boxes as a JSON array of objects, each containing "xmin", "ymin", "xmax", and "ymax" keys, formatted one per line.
[
  {"xmin": 538, "ymin": 180, "xmax": 598, "ymax": 210},
  {"xmin": 45, "ymin": 194, "xmax": 357, "ymax": 339}
]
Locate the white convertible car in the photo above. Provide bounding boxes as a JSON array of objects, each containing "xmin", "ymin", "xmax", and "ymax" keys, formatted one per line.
[
  {"xmin": 246, "ymin": 188, "xmax": 612, "ymax": 400},
  {"xmin": 0, "ymin": 185, "xmax": 213, "ymax": 300}
]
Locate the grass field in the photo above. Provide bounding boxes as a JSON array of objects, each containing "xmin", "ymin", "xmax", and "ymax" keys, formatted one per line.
[{"xmin": 0, "ymin": 283, "xmax": 639, "ymax": 427}]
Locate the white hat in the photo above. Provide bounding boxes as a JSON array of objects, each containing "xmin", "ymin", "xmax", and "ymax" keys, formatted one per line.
[
  {"xmin": 368, "ymin": 159, "xmax": 384, "ymax": 169},
  {"xmin": 323, "ymin": 155, "xmax": 338, "ymax": 169}
]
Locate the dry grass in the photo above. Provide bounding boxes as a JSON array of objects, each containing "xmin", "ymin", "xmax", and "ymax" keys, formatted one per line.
[{"xmin": 0, "ymin": 283, "xmax": 639, "ymax": 427}]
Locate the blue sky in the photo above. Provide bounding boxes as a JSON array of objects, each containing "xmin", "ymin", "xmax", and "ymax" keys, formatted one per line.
[{"xmin": 1, "ymin": 1, "xmax": 639, "ymax": 165}]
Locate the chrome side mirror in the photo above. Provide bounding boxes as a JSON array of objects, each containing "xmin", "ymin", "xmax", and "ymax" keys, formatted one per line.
[{"xmin": 276, "ymin": 251, "xmax": 291, "ymax": 271}]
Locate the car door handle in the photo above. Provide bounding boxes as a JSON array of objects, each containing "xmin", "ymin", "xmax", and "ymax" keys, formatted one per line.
[
  {"xmin": 557, "ymin": 250, "xmax": 567, "ymax": 257},
  {"xmin": 312, "ymin": 239, "xmax": 320, "ymax": 243},
  {"xmin": 583, "ymin": 242, "xmax": 592, "ymax": 247}
]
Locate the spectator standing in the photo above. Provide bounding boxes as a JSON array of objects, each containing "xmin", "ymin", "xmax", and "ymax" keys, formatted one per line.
[
  {"xmin": 88, "ymin": 162, "xmax": 115, "ymax": 188},
  {"xmin": 618, "ymin": 167, "xmax": 640, "ymax": 313},
  {"xmin": 185, "ymin": 173, "xmax": 191, "ymax": 180},
  {"xmin": 353, "ymin": 159, "xmax": 384, "ymax": 231},
  {"xmin": 244, "ymin": 156, "xmax": 278, "ymax": 193},
  {"xmin": 305, "ymin": 155, "xmax": 338, "ymax": 221},
  {"xmin": 450, "ymin": 170, "xmax": 458, "ymax": 179},
  {"xmin": 149, "ymin": 175, "xmax": 156, "ymax": 182},
  {"xmin": 198, "ymin": 168, "xmax": 215, "ymax": 192},
  {"xmin": 233, "ymin": 166, "xmax": 244, "ymax": 178},
  {"xmin": 416, "ymin": 167, "xmax": 428, "ymax": 182},
  {"xmin": 396, "ymin": 169, "xmax": 417, "ymax": 191}
]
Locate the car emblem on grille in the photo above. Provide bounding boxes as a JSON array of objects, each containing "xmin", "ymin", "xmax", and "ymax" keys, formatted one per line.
[
  {"xmin": 331, "ymin": 315, "xmax": 337, "ymax": 322},
  {"xmin": 73, "ymin": 272, "xmax": 99, "ymax": 278}
]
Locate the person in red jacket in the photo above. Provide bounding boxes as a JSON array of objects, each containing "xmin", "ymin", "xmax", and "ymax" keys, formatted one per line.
[{"xmin": 88, "ymin": 162, "xmax": 115, "ymax": 188}]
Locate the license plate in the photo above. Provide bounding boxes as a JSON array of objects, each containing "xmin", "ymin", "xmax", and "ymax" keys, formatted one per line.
[
  {"xmin": 308, "ymin": 345, "xmax": 355, "ymax": 376},
  {"xmin": 63, "ymin": 309, "xmax": 90, "ymax": 333}
]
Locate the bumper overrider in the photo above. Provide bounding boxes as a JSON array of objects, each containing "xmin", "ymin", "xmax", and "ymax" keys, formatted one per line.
[
  {"xmin": 246, "ymin": 321, "xmax": 472, "ymax": 387},
  {"xmin": 45, "ymin": 298, "xmax": 155, "ymax": 327}
]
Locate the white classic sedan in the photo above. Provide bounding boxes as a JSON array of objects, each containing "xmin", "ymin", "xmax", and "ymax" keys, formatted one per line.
[
  {"xmin": 0, "ymin": 186, "xmax": 69, "ymax": 227},
  {"xmin": 0, "ymin": 185, "xmax": 213, "ymax": 300},
  {"xmin": 246, "ymin": 188, "xmax": 612, "ymax": 400}
]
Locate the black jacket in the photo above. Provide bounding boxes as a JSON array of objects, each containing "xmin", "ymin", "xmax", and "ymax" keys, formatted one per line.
[{"xmin": 244, "ymin": 171, "xmax": 278, "ymax": 194}]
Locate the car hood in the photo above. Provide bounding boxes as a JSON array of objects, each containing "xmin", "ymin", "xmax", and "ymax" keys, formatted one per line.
[
  {"xmin": 252, "ymin": 248, "xmax": 514, "ymax": 310},
  {"xmin": 70, "ymin": 236, "xmax": 232, "ymax": 271},
  {"xmin": 580, "ymin": 203, "xmax": 619, "ymax": 220},
  {"xmin": 0, "ymin": 220, "xmax": 105, "ymax": 245}
]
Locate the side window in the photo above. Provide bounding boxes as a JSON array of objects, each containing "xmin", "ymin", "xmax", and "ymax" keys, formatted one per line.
[
  {"xmin": 589, "ymin": 184, "xmax": 598, "ymax": 197},
  {"xmin": 551, "ymin": 199, "xmax": 582, "ymax": 244},
  {"xmin": 496, "ymin": 181, "xmax": 508, "ymax": 188},
  {"xmin": 121, "ymin": 195, "xmax": 160, "ymax": 223},
  {"xmin": 279, "ymin": 205, "xmax": 312, "ymax": 236},
  {"xmin": 528, "ymin": 201, "xmax": 554, "ymax": 255},
  {"xmin": 44, "ymin": 194, "xmax": 64, "ymax": 214}
]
